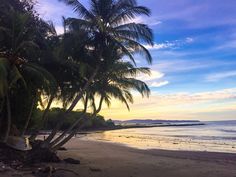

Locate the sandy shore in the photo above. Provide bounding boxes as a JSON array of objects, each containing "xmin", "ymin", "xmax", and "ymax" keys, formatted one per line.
[
  {"xmin": 56, "ymin": 138, "xmax": 236, "ymax": 177},
  {"xmin": 1, "ymin": 138, "xmax": 236, "ymax": 177}
]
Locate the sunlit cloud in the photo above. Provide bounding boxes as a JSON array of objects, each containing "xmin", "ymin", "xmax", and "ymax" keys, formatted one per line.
[
  {"xmin": 149, "ymin": 81, "xmax": 169, "ymax": 87},
  {"xmin": 137, "ymin": 70, "xmax": 164, "ymax": 81},
  {"xmin": 100, "ymin": 88, "xmax": 236, "ymax": 120},
  {"xmin": 36, "ymin": 0, "xmax": 236, "ymax": 121}
]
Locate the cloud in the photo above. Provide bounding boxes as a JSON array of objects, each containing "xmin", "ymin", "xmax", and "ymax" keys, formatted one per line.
[
  {"xmin": 151, "ymin": 59, "xmax": 210, "ymax": 74},
  {"xmin": 130, "ymin": 16, "xmax": 162, "ymax": 26},
  {"xmin": 137, "ymin": 70, "xmax": 164, "ymax": 81},
  {"xmin": 149, "ymin": 81, "xmax": 169, "ymax": 87},
  {"xmin": 144, "ymin": 37, "xmax": 194, "ymax": 50},
  {"xmin": 185, "ymin": 37, "xmax": 194, "ymax": 43},
  {"xmin": 100, "ymin": 88, "xmax": 236, "ymax": 120},
  {"xmin": 136, "ymin": 70, "xmax": 169, "ymax": 88},
  {"xmin": 206, "ymin": 71, "xmax": 236, "ymax": 82},
  {"xmin": 216, "ymin": 40, "xmax": 236, "ymax": 50},
  {"xmin": 149, "ymin": 88, "xmax": 236, "ymax": 106}
]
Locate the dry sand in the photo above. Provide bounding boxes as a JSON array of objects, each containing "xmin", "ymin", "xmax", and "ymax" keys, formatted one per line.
[
  {"xmin": 57, "ymin": 138, "xmax": 236, "ymax": 177},
  {"xmin": 1, "ymin": 138, "xmax": 236, "ymax": 177}
]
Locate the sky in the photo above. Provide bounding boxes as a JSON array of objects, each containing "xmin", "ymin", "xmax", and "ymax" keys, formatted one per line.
[{"xmin": 36, "ymin": 0, "xmax": 236, "ymax": 121}]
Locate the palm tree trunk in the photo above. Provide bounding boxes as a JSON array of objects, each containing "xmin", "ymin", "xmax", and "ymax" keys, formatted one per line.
[
  {"xmin": 21, "ymin": 96, "xmax": 35, "ymax": 136},
  {"xmin": 0, "ymin": 99, "xmax": 5, "ymax": 139},
  {"xmin": 51, "ymin": 96, "xmax": 104, "ymax": 151},
  {"xmin": 49, "ymin": 95, "xmax": 89, "ymax": 147},
  {"xmin": 51, "ymin": 111, "xmax": 98, "ymax": 151},
  {"xmin": 42, "ymin": 95, "xmax": 54, "ymax": 127},
  {"xmin": 95, "ymin": 96, "xmax": 104, "ymax": 114},
  {"xmin": 29, "ymin": 95, "xmax": 54, "ymax": 141},
  {"xmin": 3, "ymin": 92, "xmax": 11, "ymax": 143},
  {"xmin": 0, "ymin": 99, "xmax": 4, "ymax": 113},
  {"xmin": 50, "ymin": 115, "xmax": 85, "ymax": 147},
  {"xmin": 42, "ymin": 66, "xmax": 99, "ymax": 147},
  {"xmin": 52, "ymin": 129, "xmax": 77, "ymax": 151}
]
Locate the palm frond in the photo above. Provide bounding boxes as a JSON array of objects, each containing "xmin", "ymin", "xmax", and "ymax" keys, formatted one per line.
[
  {"xmin": 115, "ymin": 23, "xmax": 153, "ymax": 45},
  {"xmin": 9, "ymin": 65, "xmax": 27, "ymax": 89},
  {"xmin": 59, "ymin": 0, "xmax": 94, "ymax": 20},
  {"xmin": 110, "ymin": 6, "xmax": 150, "ymax": 25},
  {"xmin": 121, "ymin": 37, "xmax": 153, "ymax": 64}
]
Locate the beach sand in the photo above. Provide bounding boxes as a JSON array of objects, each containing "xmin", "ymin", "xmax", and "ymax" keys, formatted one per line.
[
  {"xmin": 56, "ymin": 138, "xmax": 236, "ymax": 177},
  {"xmin": 1, "ymin": 138, "xmax": 236, "ymax": 177}
]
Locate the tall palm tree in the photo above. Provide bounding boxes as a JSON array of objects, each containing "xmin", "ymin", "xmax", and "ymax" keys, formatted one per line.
[
  {"xmin": 44, "ymin": 0, "xmax": 154, "ymax": 146},
  {"xmin": 61, "ymin": 0, "xmax": 153, "ymax": 64}
]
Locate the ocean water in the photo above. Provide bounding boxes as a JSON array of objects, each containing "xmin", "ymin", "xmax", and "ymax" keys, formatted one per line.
[{"xmin": 81, "ymin": 120, "xmax": 236, "ymax": 153}]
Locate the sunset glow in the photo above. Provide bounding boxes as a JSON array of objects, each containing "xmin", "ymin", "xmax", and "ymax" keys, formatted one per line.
[{"xmin": 37, "ymin": 0, "xmax": 236, "ymax": 121}]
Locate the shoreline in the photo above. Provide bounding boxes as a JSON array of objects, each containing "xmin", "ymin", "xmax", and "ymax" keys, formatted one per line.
[
  {"xmin": 81, "ymin": 122, "xmax": 205, "ymax": 131},
  {"xmin": 36, "ymin": 122, "xmax": 205, "ymax": 136}
]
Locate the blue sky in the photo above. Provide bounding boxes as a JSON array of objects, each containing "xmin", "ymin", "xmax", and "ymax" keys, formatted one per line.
[{"xmin": 37, "ymin": 0, "xmax": 236, "ymax": 120}]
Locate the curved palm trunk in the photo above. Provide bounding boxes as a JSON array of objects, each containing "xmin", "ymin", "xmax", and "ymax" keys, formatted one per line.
[
  {"xmin": 42, "ymin": 95, "xmax": 54, "ymax": 127},
  {"xmin": 49, "ymin": 115, "xmax": 85, "ymax": 148},
  {"xmin": 49, "ymin": 95, "xmax": 89, "ymax": 147},
  {"xmin": 51, "ymin": 96, "xmax": 104, "ymax": 151},
  {"xmin": 0, "ymin": 99, "xmax": 4, "ymax": 113},
  {"xmin": 21, "ymin": 96, "xmax": 35, "ymax": 136},
  {"xmin": 29, "ymin": 96, "xmax": 54, "ymax": 141},
  {"xmin": 3, "ymin": 92, "xmax": 11, "ymax": 143},
  {"xmin": 52, "ymin": 128, "xmax": 77, "ymax": 151},
  {"xmin": 42, "ymin": 66, "xmax": 99, "ymax": 147},
  {"xmin": 0, "ymin": 99, "xmax": 5, "ymax": 132}
]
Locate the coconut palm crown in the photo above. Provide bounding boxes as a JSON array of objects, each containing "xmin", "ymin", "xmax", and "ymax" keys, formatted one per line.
[{"xmin": 60, "ymin": 0, "xmax": 154, "ymax": 65}]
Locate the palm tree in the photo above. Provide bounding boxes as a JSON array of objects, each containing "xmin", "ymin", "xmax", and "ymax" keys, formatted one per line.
[
  {"xmin": 44, "ymin": 0, "xmax": 154, "ymax": 146},
  {"xmin": 61, "ymin": 0, "xmax": 153, "ymax": 64},
  {"xmin": 49, "ymin": 48, "xmax": 151, "ymax": 150},
  {"xmin": 0, "ymin": 7, "xmax": 57, "ymax": 142}
]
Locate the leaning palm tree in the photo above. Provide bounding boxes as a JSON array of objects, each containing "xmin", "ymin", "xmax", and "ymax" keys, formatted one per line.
[
  {"xmin": 44, "ymin": 0, "xmax": 154, "ymax": 146},
  {"xmin": 49, "ymin": 47, "xmax": 151, "ymax": 150},
  {"xmin": 0, "ymin": 8, "xmax": 57, "ymax": 142}
]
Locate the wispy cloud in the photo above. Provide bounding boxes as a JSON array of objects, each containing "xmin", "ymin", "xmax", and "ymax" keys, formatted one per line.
[
  {"xmin": 149, "ymin": 88, "xmax": 236, "ymax": 106},
  {"xmin": 216, "ymin": 40, "xmax": 236, "ymax": 50},
  {"xmin": 131, "ymin": 16, "xmax": 162, "ymax": 26},
  {"xmin": 144, "ymin": 37, "xmax": 194, "ymax": 50},
  {"xmin": 152, "ymin": 59, "xmax": 211, "ymax": 73},
  {"xmin": 206, "ymin": 71, "xmax": 236, "ymax": 82}
]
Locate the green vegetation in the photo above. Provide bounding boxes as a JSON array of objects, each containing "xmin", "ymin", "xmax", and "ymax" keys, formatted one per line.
[
  {"xmin": 32, "ymin": 108, "xmax": 115, "ymax": 131},
  {"xmin": 0, "ymin": 0, "xmax": 153, "ymax": 158}
]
